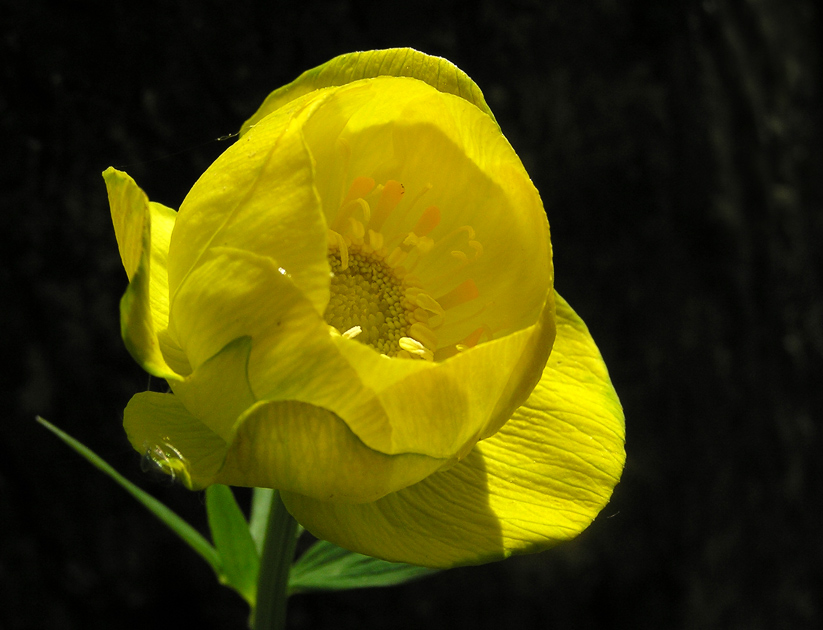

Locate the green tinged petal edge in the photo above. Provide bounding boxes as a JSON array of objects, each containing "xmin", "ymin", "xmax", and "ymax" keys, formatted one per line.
[
  {"xmin": 240, "ymin": 47, "xmax": 497, "ymax": 136},
  {"xmin": 104, "ymin": 167, "xmax": 180, "ymax": 381}
]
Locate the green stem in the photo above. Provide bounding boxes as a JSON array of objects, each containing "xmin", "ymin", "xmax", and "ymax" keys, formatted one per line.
[{"xmin": 251, "ymin": 491, "xmax": 298, "ymax": 630}]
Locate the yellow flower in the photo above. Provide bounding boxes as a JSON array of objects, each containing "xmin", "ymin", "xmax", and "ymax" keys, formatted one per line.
[{"xmin": 105, "ymin": 49, "xmax": 625, "ymax": 568}]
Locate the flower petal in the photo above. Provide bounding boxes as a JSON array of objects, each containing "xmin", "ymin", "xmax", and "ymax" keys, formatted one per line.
[
  {"xmin": 282, "ymin": 293, "xmax": 626, "ymax": 568},
  {"xmin": 300, "ymin": 77, "xmax": 552, "ymax": 340},
  {"xmin": 215, "ymin": 400, "xmax": 446, "ymax": 503},
  {"xmin": 169, "ymin": 241, "xmax": 554, "ymax": 468},
  {"xmin": 168, "ymin": 90, "xmax": 332, "ymax": 317},
  {"xmin": 240, "ymin": 48, "xmax": 496, "ymax": 137},
  {"xmin": 123, "ymin": 391, "xmax": 227, "ymax": 490},
  {"xmin": 104, "ymin": 167, "xmax": 180, "ymax": 380},
  {"xmin": 324, "ymin": 290, "xmax": 555, "ymax": 459},
  {"xmin": 169, "ymin": 336, "xmax": 256, "ymax": 442}
]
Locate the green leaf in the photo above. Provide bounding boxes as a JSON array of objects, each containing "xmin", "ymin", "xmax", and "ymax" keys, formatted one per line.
[
  {"xmin": 240, "ymin": 47, "xmax": 497, "ymax": 137},
  {"xmin": 249, "ymin": 487, "xmax": 275, "ymax": 555},
  {"xmin": 36, "ymin": 416, "xmax": 222, "ymax": 578},
  {"xmin": 206, "ymin": 485, "xmax": 261, "ymax": 606},
  {"xmin": 289, "ymin": 540, "xmax": 438, "ymax": 593}
]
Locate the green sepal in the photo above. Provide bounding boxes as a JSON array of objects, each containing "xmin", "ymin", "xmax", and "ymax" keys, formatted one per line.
[
  {"xmin": 36, "ymin": 417, "xmax": 222, "ymax": 578},
  {"xmin": 289, "ymin": 540, "xmax": 438, "ymax": 593},
  {"xmin": 206, "ymin": 485, "xmax": 261, "ymax": 606},
  {"xmin": 240, "ymin": 47, "xmax": 497, "ymax": 136}
]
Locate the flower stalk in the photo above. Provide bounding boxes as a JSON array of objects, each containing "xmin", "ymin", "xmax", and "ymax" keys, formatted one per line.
[{"xmin": 251, "ymin": 491, "xmax": 299, "ymax": 630}]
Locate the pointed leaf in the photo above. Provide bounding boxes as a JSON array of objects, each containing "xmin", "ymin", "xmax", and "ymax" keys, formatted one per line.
[
  {"xmin": 36, "ymin": 417, "xmax": 222, "ymax": 578},
  {"xmin": 289, "ymin": 540, "xmax": 437, "ymax": 593},
  {"xmin": 206, "ymin": 485, "xmax": 261, "ymax": 605}
]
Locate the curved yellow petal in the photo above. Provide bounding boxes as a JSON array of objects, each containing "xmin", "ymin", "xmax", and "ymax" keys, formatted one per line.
[
  {"xmin": 104, "ymin": 167, "xmax": 180, "ymax": 380},
  {"xmin": 167, "ymin": 90, "xmax": 332, "ymax": 316},
  {"xmin": 169, "ymin": 242, "xmax": 552, "ymax": 471},
  {"xmin": 322, "ymin": 290, "xmax": 555, "ymax": 458},
  {"xmin": 169, "ymin": 336, "xmax": 256, "ymax": 442},
  {"xmin": 282, "ymin": 293, "xmax": 625, "ymax": 568},
  {"xmin": 123, "ymin": 391, "xmax": 227, "ymax": 490},
  {"xmin": 215, "ymin": 400, "xmax": 446, "ymax": 503},
  {"xmin": 240, "ymin": 48, "xmax": 496, "ymax": 137}
]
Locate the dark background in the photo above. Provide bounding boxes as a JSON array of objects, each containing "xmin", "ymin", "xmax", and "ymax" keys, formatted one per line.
[{"xmin": 2, "ymin": 0, "xmax": 821, "ymax": 628}]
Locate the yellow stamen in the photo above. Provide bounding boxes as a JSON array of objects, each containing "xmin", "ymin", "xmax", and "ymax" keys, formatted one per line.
[
  {"xmin": 333, "ymin": 197, "xmax": 370, "ymax": 233},
  {"xmin": 348, "ymin": 217, "xmax": 365, "ymax": 241},
  {"xmin": 413, "ymin": 292, "xmax": 445, "ymax": 318},
  {"xmin": 325, "ymin": 250, "xmax": 414, "ymax": 356},
  {"xmin": 328, "ymin": 230, "xmax": 349, "ymax": 270},
  {"xmin": 342, "ymin": 326, "xmax": 362, "ymax": 340},
  {"xmin": 386, "ymin": 247, "xmax": 407, "ymax": 268},
  {"xmin": 368, "ymin": 229, "xmax": 384, "ymax": 251},
  {"xmin": 399, "ymin": 336, "xmax": 434, "ymax": 361},
  {"xmin": 409, "ymin": 322, "xmax": 438, "ymax": 350}
]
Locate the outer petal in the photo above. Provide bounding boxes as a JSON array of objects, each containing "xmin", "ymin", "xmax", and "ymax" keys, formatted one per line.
[
  {"xmin": 170, "ymin": 241, "xmax": 554, "ymax": 466},
  {"xmin": 122, "ymin": 333, "xmax": 257, "ymax": 490},
  {"xmin": 123, "ymin": 391, "xmax": 226, "ymax": 490},
  {"xmin": 169, "ymin": 336, "xmax": 256, "ymax": 442},
  {"xmin": 167, "ymin": 89, "xmax": 332, "ymax": 317},
  {"xmin": 215, "ymin": 400, "xmax": 447, "ymax": 503},
  {"xmin": 164, "ymin": 242, "xmax": 554, "ymax": 503},
  {"xmin": 320, "ymin": 292, "xmax": 555, "ymax": 458},
  {"xmin": 240, "ymin": 48, "xmax": 497, "ymax": 137},
  {"xmin": 282, "ymin": 293, "xmax": 626, "ymax": 568},
  {"xmin": 125, "ymin": 331, "xmax": 447, "ymax": 502},
  {"xmin": 104, "ymin": 167, "xmax": 181, "ymax": 380}
]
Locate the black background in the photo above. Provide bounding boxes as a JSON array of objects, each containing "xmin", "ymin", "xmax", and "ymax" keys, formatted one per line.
[{"xmin": 2, "ymin": 0, "xmax": 821, "ymax": 628}]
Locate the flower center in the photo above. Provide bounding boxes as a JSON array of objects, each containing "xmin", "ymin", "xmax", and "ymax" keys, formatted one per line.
[
  {"xmin": 323, "ymin": 175, "xmax": 486, "ymax": 361},
  {"xmin": 325, "ymin": 250, "xmax": 411, "ymax": 356}
]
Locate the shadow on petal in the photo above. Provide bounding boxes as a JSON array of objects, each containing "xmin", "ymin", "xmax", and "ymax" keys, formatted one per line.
[{"xmin": 283, "ymin": 449, "xmax": 503, "ymax": 568}]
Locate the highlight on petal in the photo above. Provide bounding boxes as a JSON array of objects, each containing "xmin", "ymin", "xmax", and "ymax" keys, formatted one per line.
[
  {"xmin": 240, "ymin": 48, "xmax": 497, "ymax": 137},
  {"xmin": 282, "ymin": 293, "xmax": 625, "ymax": 568},
  {"xmin": 104, "ymin": 167, "xmax": 180, "ymax": 381}
]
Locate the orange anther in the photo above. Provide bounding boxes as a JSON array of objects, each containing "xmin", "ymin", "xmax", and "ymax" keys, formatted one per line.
[
  {"xmin": 342, "ymin": 176, "xmax": 375, "ymax": 207},
  {"xmin": 460, "ymin": 326, "xmax": 486, "ymax": 348},
  {"xmin": 413, "ymin": 205, "xmax": 441, "ymax": 236},
  {"xmin": 370, "ymin": 180, "xmax": 404, "ymax": 231},
  {"xmin": 437, "ymin": 279, "xmax": 479, "ymax": 310}
]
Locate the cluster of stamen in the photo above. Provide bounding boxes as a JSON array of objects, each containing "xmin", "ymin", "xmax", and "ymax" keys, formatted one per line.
[
  {"xmin": 325, "ymin": 251, "xmax": 410, "ymax": 356},
  {"xmin": 324, "ymin": 174, "xmax": 486, "ymax": 361}
]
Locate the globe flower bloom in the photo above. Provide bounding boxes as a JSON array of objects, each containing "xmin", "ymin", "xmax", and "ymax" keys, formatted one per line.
[{"xmin": 105, "ymin": 49, "xmax": 625, "ymax": 568}]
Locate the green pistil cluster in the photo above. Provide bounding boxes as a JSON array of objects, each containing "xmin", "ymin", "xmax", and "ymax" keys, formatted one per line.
[{"xmin": 325, "ymin": 250, "xmax": 410, "ymax": 355}]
